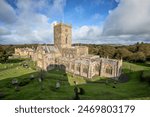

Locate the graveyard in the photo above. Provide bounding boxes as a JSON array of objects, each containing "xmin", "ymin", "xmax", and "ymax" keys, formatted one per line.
[{"xmin": 0, "ymin": 58, "xmax": 150, "ymax": 100}]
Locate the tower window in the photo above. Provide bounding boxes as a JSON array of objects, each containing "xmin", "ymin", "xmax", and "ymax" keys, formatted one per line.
[
  {"xmin": 66, "ymin": 37, "xmax": 68, "ymax": 44},
  {"xmin": 65, "ymin": 29, "xmax": 68, "ymax": 32}
]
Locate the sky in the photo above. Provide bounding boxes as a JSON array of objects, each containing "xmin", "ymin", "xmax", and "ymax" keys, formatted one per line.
[{"xmin": 0, "ymin": 0, "xmax": 150, "ymax": 45}]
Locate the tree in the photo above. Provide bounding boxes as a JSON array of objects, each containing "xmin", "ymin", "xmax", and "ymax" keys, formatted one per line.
[
  {"xmin": 0, "ymin": 50, "xmax": 11, "ymax": 62},
  {"xmin": 130, "ymin": 52, "xmax": 146, "ymax": 62},
  {"xmin": 114, "ymin": 48, "xmax": 132, "ymax": 60}
]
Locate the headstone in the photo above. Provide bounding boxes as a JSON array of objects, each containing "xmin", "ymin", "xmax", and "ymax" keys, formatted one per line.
[
  {"xmin": 56, "ymin": 81, "xmax": 60, "ymax": 89},
  {"xmin": 30, "ymin": 75, "xmax": 34, "ymax": 80},
  {"xmin": 38, "ymin": 78, "xmax": 42, "ymax": 83},
  {"xmin": 15, "ymin": 85, "xmax": 20, "ymax": 91},
  {"xmin": 12, "ymin": 79, "xmax": 18, "ymax": 85}
]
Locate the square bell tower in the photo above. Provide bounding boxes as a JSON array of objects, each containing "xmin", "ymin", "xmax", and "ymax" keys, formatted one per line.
[{"xmin": 54, "ymin": 23, "xmax": 72, "ymax": 50}]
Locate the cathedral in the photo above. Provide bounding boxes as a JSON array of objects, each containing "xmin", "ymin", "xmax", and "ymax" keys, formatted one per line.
[{"xmin": 15, "ymin": 23, "xmax": 122, "ymax": 79}]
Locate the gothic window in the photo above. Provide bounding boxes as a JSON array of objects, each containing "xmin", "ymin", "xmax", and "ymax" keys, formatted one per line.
[
  {"xmin": 95, "ymin": 65, "xmax": 100, "ymax": 72},
  {"xmin": 71, "ymin": 64, "xmax": 74, "ymax": 70},
  {"xmin": 105, "ymin": 66, "xmax": 113, "ymax": 75},
  {"xmin": 83, "ymin": 66, "xmax": 88, "ymax": 73},
  {"xmin": 76, "ymin": 64, "xmax": 80, "ymax": 72}
]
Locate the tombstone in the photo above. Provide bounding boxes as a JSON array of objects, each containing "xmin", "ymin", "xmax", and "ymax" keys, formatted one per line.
[
  {"xmin": 56, "ymin": 81, "xmax": 60, "ymax": 89},
  {"xmin": 105, "ymin": 80, "xmax": 109, "ymax": 85},
  {"xmin": 114, "ymin": 81, "xmax": 117, "ymax": 84},
  {"xmin": 30, "ymin": 74, "xmax": 34, "ymax": 80},
  {"xmin": 15, "ymin": 85, "xmax": 20, "ymax": 91},
  {"xmin": 38, "ymin": 77, "xmax": 42, "ymax": 83},
  {"xmin": 12, "ymin": 79, "xmax": 18, "ymax": 85}
]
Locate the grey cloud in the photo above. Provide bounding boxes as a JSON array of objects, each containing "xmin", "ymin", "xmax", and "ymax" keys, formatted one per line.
[
  {"xmin": 0, "ymin": 26, "xmax": 11, "ymax": 35},
  {"xmin": 0, "ymin": 0, "xmax": 17, "ymax": 24}
]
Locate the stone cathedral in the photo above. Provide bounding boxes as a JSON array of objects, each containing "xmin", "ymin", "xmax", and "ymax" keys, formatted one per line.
[{"xmin": 15, "ymin": 23, "xmax": 122, "ymax": 79}]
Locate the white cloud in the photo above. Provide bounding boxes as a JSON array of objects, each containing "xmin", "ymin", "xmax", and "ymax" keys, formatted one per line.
[
  {"xmin": 0, "ymin": 0, "xmax": 66, "ymax": 44},
  {"xmin": 103, "ymin": 0, "xmax": 150, "ymax": 36},
  {"xmin": 73, "ymin": 25, "xmax": 103, "ymax": 43}
]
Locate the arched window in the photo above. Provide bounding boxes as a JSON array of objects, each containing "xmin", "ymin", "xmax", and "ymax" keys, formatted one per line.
[
  {"xmin": 105, "ymin": 65, "xmax": 113, "ymax": 75},
  {"xmin": 71, "ymin": 64, "xmax": 74, "ymax": 70},
  {"xmin": 95, "ymin": 65, "xmax": 100, "ymax": 72},
  {"xmin": 83, "ymin": 65, "xmax": 88, "ymax": 73},
  {"xmin": 76, "ymin": 64, "xmax": 80, "ymax": 72}
]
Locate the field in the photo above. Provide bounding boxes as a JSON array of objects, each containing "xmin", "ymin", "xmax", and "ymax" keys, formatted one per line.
[{"xmin": 0, "ymin": 58, "xmax": 150, "ymax": 100}]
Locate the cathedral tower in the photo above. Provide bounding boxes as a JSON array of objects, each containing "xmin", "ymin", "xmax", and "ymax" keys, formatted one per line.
[{"xmin": 54, "ymin": 23, "xmax": 72, "ymax": 50}]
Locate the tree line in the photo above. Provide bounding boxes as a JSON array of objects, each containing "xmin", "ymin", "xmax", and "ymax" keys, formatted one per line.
[
  {"xmin": 0, "ymin": 42, "xmax": 150, "ymax": 63},
  {"xmin": 87, "ymin": 42, "xmax": 150, "ymax": 62}
]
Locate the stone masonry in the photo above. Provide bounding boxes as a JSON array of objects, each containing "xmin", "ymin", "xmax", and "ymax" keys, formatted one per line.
[{"xmin": 14, "ymin": 23, "xmax": 122, "ymax": 79}]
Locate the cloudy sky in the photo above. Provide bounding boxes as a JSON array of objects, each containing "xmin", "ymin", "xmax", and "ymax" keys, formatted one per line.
[{"xmin": 0, "ymin": 0, "xmax": 150, "ymax": 45}]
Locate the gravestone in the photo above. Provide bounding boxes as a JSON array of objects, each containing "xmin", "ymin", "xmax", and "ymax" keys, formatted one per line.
[
  {"xmin": 30, "ymin": 74, "xmax": 34, "ymax": 80},
  {"xmin": 12, "ymin": 79, "xmax": 18, "ymax": 85},
  {"xmin": 56, "ymin": 81, "xmax": 60, "ymax": 89},
  {"xmin": 38, "ymin": 77, "xmax": 42, "ymax": 83}
]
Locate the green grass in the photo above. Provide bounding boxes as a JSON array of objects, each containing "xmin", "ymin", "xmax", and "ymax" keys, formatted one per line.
[
  {"xmin": 142, "ymin": 70, "xmax": 150, "ymax": 78},
  {"xmin": 0, "ymin": 58, "xmax": 150, "ymax": 100}
]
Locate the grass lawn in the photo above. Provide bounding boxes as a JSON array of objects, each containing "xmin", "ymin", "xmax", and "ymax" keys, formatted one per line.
[{"xmin": 0, "ymin": 58, "xmax": 150, "ymax": 100}]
